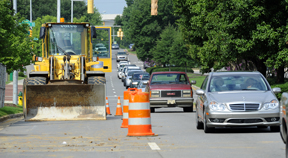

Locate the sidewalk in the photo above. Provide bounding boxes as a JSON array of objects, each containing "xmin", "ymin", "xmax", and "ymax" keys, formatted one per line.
[{"xmin": 4, "ymin": 79, "xmax": 24, "ymax": 104}]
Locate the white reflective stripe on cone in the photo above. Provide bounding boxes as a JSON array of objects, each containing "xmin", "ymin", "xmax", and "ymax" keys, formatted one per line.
[
  {"xmin": 123, "ymin": 113, "xmax": 128, "ymax": 118},
  {"xmin": 129, "ymin": 118, "xmax": 151, "ymax": 125},
  {"xmin": 106, "ymin": 104, "xmax": 109, "ymax": 107},
  {"xmin": 106, "ymin": 100, "xmax": 108, "ymax": 103},
  {"xmin": 129, "ymin": 103, "xmax": 149, "ymax": 110},
  {"xmin": 123, "ymin": 100, "xmax": 129, "ymax": 105}
]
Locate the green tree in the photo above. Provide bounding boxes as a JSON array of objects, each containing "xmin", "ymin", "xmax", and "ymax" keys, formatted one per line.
[
  {"xmin": 151, "ymin": 25, "xmax": 176, "ymax": 66},
  {"xmin": 173, "ymin": 0, "xmax": 288, "ymax": 83},
  {"xmin": 123, "ymin": 0, "xmax": 178, "ymax": 61},
  {"xmin": 0, "ymin": 0, "xmax": 33, "ymax": 73}
]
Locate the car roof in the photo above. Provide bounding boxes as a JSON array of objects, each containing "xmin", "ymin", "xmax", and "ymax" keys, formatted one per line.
[
  {"xmin": 127, "ymin": 66, "xmax": 140, "ymax": 69},
  {"xmin": 117, "ymin": 51, "xmax": 126, "ymax": 53},
  {"xmin": 210, "ymin": 71, "xmax": 261, "ymax": 76},
  {"xmin": 151, "ymin": 71, "xmax": 187, "ymax": 75},
  {"xmin": 132, "ymin": 72, "xmax": 149, "ymax": 75}
]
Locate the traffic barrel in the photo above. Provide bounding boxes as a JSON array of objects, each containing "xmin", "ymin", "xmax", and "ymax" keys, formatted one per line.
[
  {"xmin": 115, "ymin": 96, "xmax": 123, "ymax": 116},
  {"xmin": 121, "ymin": 88, "xmax": 137, "ymax": 128},
  {"xmin": 106, "ymin": 97, "xmax": 111, "ymax": 115},
  {"xmin": 127, "ymin": 89, "xmax": 155, "ymax": 136}
]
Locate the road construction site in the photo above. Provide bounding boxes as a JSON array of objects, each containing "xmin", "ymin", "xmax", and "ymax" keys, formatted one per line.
[{"xmin": 0, "ymin": 49, "xmax": 285, "ymax": 158}]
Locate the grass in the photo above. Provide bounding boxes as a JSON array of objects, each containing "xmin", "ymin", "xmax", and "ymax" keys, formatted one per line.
[
  {"xmin": 187, "ymin": 73, "xmax": 207, "ymax": 88},
  {"xmin": 0, "ymin": 106, "xmax": 23, "ymax": 118}
]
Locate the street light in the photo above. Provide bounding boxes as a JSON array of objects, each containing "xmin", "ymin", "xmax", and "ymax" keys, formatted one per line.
[{"xmin": 71, "ymin": 0, "xmax": 84, "ymax": 22}]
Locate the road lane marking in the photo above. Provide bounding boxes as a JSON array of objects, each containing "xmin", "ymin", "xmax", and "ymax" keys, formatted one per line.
[{"xmin": 148, "ymin": 142, "xmax": 161, "ymax": 150}]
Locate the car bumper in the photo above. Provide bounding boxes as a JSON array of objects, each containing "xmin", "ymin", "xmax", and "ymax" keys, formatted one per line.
[
  {"xmin": 206, "ymin": 110, "xmax": 280, "ymax": 127},
  {"xmin": 150, "ymin": 98, "xmax": 193, "ymax": 108},
  {"xmin": 117, "ymin": 57, "xmax": 127, "ymax": 61}
]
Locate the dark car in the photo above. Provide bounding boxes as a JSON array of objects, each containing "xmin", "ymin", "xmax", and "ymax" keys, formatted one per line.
[
  {"xmin": 130, "ymin": 72, "xmax": 150, "ymax": 89},
  {"xmin": 146, "ymin": 71, "xmax": 196, "ymax": 113},
  {"xmin": 112, "ymin": 44, "xmax": 119, "ymax": 49}
]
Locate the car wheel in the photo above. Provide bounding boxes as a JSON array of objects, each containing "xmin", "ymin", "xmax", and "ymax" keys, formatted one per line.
[
  {"xmin": 150, "ymin": 107, "xmax": 155, "ymax": 113},
  {"xmin": 270, "ymin": 126, "xmax": 280, "ymax": 132},
  {"xmin": 126, "ymin": 86, "xmax": 128, "ymax": 89},
  {"xmin": 286, "ymin": 134, "xmax": 288, "ymax": 158},
  {"xmin": 183, "ymin": 106, "xmax": 193, "ymax": 112},
  {"xmin": 196, "ymin": 108, "xmax": 203, "ymax": 129},
  {"xmin": 203, "ymin": 112, "xmax": 214, "ymax": 133}
]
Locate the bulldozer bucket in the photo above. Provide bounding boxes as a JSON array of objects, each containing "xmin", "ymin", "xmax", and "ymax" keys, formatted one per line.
[{"xmin": 23, "ymin": 84, "xmax": 106, "ymax": 121}]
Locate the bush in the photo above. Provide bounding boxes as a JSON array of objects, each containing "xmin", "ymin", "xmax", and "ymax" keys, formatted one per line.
[
  {"xmin": 146, "ymin": 67, "xmax": 194, "ymax": 74},
  {"xmin": 271, "ymin": 82, "xmax": 288, "ymax": 100},
  {"xmin": 18, "ymin": 72, "xmax": 25, "ymax": 77}
]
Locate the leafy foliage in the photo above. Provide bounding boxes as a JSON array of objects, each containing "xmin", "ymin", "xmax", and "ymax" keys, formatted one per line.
[
  {"xmin": 0, "ymin": 0, "xmax": 32, "ymax": 73},
  {"xmin": 122, "ymin": 0, "xmax": 178, "ymax": 61},
  {"xmin": 173, "ymin": 0, "xmax": 288, "ymax": 83}
]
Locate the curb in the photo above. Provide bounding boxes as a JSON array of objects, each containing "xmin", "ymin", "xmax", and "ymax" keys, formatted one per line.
[{"xmin": 0, "ymin": 113, "xmax": 23, "ymax": 122}]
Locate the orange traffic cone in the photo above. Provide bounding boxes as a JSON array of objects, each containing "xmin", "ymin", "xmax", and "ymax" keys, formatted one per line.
[
  {"xmin": 106, "ymin": 97, "xmax": 111, "ymax": 115},
  {"xmin": 115, "ymin": 96, "xmax": 123, "ymax": 116}
]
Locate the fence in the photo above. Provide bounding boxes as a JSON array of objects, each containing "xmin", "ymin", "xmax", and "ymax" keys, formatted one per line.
[{"xmin": 0, "ymin": 63, "xmax": 6, "ymax": 108}]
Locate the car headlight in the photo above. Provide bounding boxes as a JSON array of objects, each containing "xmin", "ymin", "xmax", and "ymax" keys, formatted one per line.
[
  {"xmin": 151, "ymin": 90, "xmax": 160, "ymax": 97},
  {"xmin": 209, "ymin": 101, "xmax": 226, "ymax": 111},
  {"xmin": 132, "ymin": 82, "xmax": 138, "ymax": 85},
  {"xmin": 182, "ymin": 90, "xmax": 192, "ymax": 98},
  {"xmin": 263, "ymin": 100, "xmax": 279, "ymax": 110}
]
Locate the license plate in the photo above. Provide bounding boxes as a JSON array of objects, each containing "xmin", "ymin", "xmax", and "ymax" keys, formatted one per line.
[{"xmin": 167, "ymin": 100, "xmax": 175, "ymax": 104}]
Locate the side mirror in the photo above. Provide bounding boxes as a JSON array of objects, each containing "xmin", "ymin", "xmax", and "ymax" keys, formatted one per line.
[
  {"xmin": 190, "ymin": 80, "xmax": 196, "ymax": 85},
  {"xmin": 272, "ymin": 87, "xmax": 281, "ymax": 94},
  {"xmin": 196, "ymin": 89, "xmax": 205, "ymax": 95},
  {"xmin": 91, "ymin": 26, "xmax": 97, "ymax": 39},
  {"xmin": 39, "ymin": 27, "xmax": 46, "ymax": 39}
]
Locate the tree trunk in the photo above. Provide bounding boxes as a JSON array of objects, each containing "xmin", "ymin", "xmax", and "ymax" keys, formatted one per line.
[
  {"xmin": 253, "ymin": 59, "xmax": 266, "ymax": 77},
  {"xmin": 276, "ymin": 66, "xmax": 285, "ymax": 83}
]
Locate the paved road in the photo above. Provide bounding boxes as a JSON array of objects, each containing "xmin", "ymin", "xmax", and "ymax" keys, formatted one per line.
[{"xmin": 0, "ymin": 49, "xmax": 285, "ymax": 158}]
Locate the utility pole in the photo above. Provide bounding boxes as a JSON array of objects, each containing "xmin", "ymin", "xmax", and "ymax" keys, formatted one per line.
[
  {"xmin": 13, "ymin": 0, "xmax": 17, "ymax": 14},
  {"xmin": 57, "ymin": 0, "xmax": 61, "ymax": 22},
  {"xmin": 30, "ymin": 0, "xmax": 32, "ymax": 23}
]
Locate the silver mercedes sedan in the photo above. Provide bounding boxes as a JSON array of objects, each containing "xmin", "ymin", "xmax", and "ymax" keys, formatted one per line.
[{"xmin": 195, "ymin": 71, "xmax": 281, "ymax": 133}]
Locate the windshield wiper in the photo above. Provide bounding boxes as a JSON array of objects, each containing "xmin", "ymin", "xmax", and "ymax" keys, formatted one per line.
[{"xmin": 241, "ymin": 89, "xmax": 258, "ymax": 91}]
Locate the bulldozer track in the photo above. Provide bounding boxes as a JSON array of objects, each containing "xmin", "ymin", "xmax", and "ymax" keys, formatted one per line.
[{"xmin": 88, "ymin": 76, "xmax": 106, "ymax": 85}]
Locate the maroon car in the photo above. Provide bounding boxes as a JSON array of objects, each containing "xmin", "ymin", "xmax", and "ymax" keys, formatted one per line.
[{"xmin": 146, "ymin": 71, "xmax": 196, "ymax": 112}]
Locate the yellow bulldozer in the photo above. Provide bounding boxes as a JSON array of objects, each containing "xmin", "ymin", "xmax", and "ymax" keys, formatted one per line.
[{"xmin": 23, "ymin": 22, "xmax": 112, "ymax": 121}]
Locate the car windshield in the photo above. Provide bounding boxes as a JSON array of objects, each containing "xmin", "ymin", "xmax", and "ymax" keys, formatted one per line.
[
  {"xmin": 48, "ymin": 24, "xmax": 87, "ymax": 55},
  {"xmin": 150, "ymin": 73, "xmax": 188, "ymax": 84},
  {"xmin": 128, "ymin": 70, "xmax": 141, "ymax": 76},
  {"xmin": 208, "ymin": 74, "xmax": 269, "ymax": 92},
  {"xmin": 117, "ymin": 52, "xmax": 126, "ymax": 55},
  {"xmin": 138, "ymin": 83, "xmax": 147, "ymax": 88},
  {"xmin": 133, "ymin": 74, "xmax": 150, "ymax": 80}
]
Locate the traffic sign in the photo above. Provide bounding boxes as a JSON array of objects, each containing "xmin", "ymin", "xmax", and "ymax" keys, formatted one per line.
[{"xmin": 21, "ymin": 19, "xmax": 35, "ymax": 27}]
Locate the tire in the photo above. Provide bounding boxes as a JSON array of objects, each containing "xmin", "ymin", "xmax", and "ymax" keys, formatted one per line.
[
  {"xmin": 196, "ymin": 108, "xmax": 203, "ymax": 129},
  {"xmin": 150, "ymin": 107, "xmax": 155, "ymax": 113},
  {"xmin": 88, "ymin": 76, "xmax": 106, "ymax": 85},
  {"xmin": 270, "ymin": 126, "xmax": 280, "ymax": 132},
  {"xmin": 27, "ymin": 77, "xmax": 46, "ymax": 85},
  {"xmin": 183, "ymin": 106, "xmax": 193, "ymax": 112},
  {"xmin": 203, "ymin": 112, "xmax": 214, "ymax": 133},
  {"xmin": 286, "ymin": 134, "xmax": 288, "ymax": 158}
]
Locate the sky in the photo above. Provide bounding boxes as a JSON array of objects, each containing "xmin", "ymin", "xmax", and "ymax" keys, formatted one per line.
[{"xmin": 93, "ymin": 0, "xmax": 127, "ymax": 14}]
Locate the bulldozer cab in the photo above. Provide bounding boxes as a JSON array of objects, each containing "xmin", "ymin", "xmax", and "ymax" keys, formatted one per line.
[{"xmin": 47, "ymin": 24, "xmax": 88, "ymax": 56}]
